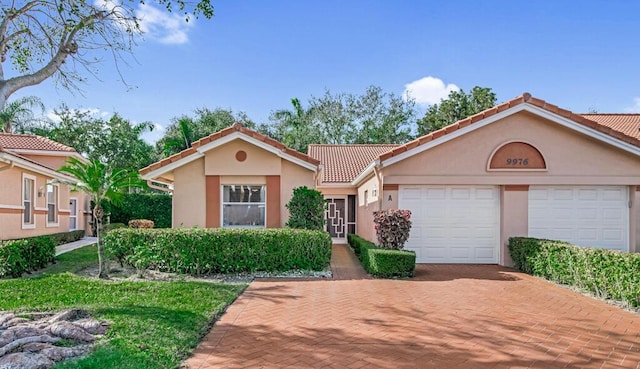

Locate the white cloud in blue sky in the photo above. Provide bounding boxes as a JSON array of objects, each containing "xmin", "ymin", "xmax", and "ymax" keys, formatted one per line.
[
  {"xmin": 403, "ymin": 76, "xmax": 459, "ymax": 106},
  {"xmin": 136, "ymin": 3, "xmax": 194, "ymax": 44}
]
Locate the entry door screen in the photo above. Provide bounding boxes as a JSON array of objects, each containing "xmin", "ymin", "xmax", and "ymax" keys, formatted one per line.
[{"xmin": 326, "ymin": 199, "xmax": 346, "ymax": 238}]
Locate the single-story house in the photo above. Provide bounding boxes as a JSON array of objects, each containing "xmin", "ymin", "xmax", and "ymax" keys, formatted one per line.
[
  {"xmin": 140, "ymin": 93, "xmax": 640, "ymax": 266},
  {"xmin": 0, "ymin": 134, "xmax": 89, "ymax": 240}
]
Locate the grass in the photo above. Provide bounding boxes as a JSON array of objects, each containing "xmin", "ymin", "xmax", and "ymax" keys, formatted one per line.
[
  {"xmin": 1, "ymin": 246, "xmax": 246, "ymax": 369},
  {"xmin": 34, "ymin": 244, "xmax": 99, "ymax": 276}
]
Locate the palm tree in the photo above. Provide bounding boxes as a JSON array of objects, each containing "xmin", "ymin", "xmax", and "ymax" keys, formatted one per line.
[
  {"xmin": 58, "ymin": 157, "xmax": 144, "ymax": 279},
  {"xmin": 0, "ymin": 96, "xmax": 45, "ymax": 133},
  {"xmin": 272, "ymin": 98, "xmax": 320, "ymax": 153},
  {"xmin": 162, "ymin": 117, "xmax": 195, "ymax": 156}
]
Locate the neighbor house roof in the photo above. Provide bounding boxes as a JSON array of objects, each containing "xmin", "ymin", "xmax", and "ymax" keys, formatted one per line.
[
  {"xmin": 140, "ymin": 122, "xmax": 320, "ymax": 176},
  {"xmin": 308, "ymin": 144, "xmax": 400, "ymax": 183},
  {"xmin": 378, "ymin": 93, "xmax": 640, "ymax": 162},
  {"xmin": 579, "ymin": 114, "xmax": 640, "ymax": 140},
  {"xmin": 0, "ymin": 133, "xmax": 76, "ymax": 152}
]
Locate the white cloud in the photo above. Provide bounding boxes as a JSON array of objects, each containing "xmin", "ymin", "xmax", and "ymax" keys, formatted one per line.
[
  {"xmin": 403, "ymin": 76, "xmax": 460, "ymax": 106},
  {"xmin": 626, "ymin": 97, "xmax": 640, "ymax": 113},
  {"xmin": 136, "ymin": 3, "xmax": 194, "ymax": 45},
  {"xmin": 45, "ymin": 108, "xmax": 111, "ymax": 123}
]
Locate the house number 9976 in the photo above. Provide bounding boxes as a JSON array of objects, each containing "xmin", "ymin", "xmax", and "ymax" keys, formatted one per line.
[{"xmin": 506, "ymin": 158, "xmax": 529, "ymax": 165}]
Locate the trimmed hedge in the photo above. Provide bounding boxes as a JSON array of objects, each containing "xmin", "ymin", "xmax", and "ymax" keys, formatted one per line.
[
  {"xmin": 347, "ymin": 234, "xmax": 415, "ymax": 278},
  {"xmin": 48, "ymin": 230, "xmax": 86, "ymax": 246},
  {"xmin": 104, "ymin": 223, "xmax": 127, "ymax": 232},
  {"xmin": 103, "ymin": 228, "xmax": 332, "ymax": 275},
  {"xmin": 108, "ymin": 193, "xmax": 172, "ymax": 228},
  {"xmin": 0, "ymin": 236, "xmax": 56, "ymax": 278},
  {"xmin": 509, "ymin": 237, "xmax": 640, "ymax": 307}
]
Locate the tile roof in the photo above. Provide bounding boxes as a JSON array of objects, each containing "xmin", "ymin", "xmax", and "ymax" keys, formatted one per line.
[
  {"xmin": 379, "ymin": 93, "xmax": 640, "ymax": 161},
  {"xmin": 308, "ymin": 144, "xmax": 400, "ymax": 183},
  {"xmin": 579, "ymin": 114, "xmax": 640, "ymax": 140},
  {"xmin": 140, "ymin": 122, "xmax": 321, "ymax": 176},
  {"xmin": 0, "ymin": 133, "xmax": 76, "ymax": 152}
]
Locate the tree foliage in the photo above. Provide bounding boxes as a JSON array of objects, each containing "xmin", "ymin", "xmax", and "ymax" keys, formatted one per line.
[
  {"xmin": 269, "ymin": 86, "xmax": 416, "ymax": 153},
  {"xmin": 417, "ymin": 86, "xmax": 497, "ymax": 135},
  {"xmin": 58, "ymin": 157, "xmax": 145, "ymax": 278},
  {"xmin": 0, "ymin": 95, "xmax": 44, "ymax": 133},
  {"xmin": 33, "ymin": 105, "xmax": 156, "ymax": 170},
  {"xmin": 157, "ymin": 107, "xmax": 256, "ymax": 157},
  {"xmin": 0, "ymin": 0, "xmax": 214, "ymax": 110}
]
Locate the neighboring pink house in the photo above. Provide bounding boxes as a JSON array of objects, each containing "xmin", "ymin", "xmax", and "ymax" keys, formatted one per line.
[
  {"xmin": 0, "ymin": 134, "xmax": 89, "ymax": 240},
  {"xmin": 140, "ymin": 93, "xmax": 640, "ymax": 266}
]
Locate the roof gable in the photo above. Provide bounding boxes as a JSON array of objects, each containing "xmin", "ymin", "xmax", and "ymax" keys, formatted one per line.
[
  {"xmin": 379, "ymin": 93, "xmax": 640, "ymax": 165},
  {"xmin": 140, "ymin": 123, "xmax": 320, "ymax": 179}
]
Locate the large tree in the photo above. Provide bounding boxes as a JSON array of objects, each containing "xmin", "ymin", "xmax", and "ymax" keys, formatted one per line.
[
  {"xmin": 0, "ymin": 95, "xmax": 44, "ymax": 133},
  {"xmin": 157, "ymin": 107, "xmax": 256, "ymax": 157},
  {"xmin": 34, "ymin": 105, "xmax": 156, "ymax": 170},
  {"xmin": 0, "ymin": 0, "xmax": 214, "ymax": 110},
  {"xmin": 58, "ymin": 157, "xmax": 144, "ymax": 279},
  {"xmin": 417, "ymin": 86, "xmax": 497, "ymax": 135},
  {"xmin": 270, "ymin": 98, "xmax": 322, "ymax": 153}
]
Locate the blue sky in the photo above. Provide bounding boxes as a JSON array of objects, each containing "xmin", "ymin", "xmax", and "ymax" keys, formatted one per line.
[{"xmin": 10, "ymin": 0, "xmax": 640, "ymax": 143}]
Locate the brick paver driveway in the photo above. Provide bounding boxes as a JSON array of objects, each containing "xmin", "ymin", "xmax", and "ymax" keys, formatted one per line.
[{"xmin": 186, "ymin": 251, "xmax": 640, "ymax": 368}]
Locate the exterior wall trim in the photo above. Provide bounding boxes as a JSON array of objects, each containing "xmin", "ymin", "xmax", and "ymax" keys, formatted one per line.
[
  {"xmin": 266, "ymin": 176, "xmax": 281, "ymax": 228},
  {"xmin": 504, "ymin": 185, "xmax": 530, "ymax": 191},
  {"xmin": 486, "ymin": 140, "xmax": 548, "ymax": 172},
  {"xmin": 205, "ymin": 175, "xmax": 221, "ymax": 228}
]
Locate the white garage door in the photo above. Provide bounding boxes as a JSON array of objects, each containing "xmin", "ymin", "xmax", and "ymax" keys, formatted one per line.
[
  {"xmin": 399, "ymin": 186, "xmax": 500, "ymax": 263},
  {"xmin": 528, "ymin": 186, "xmax": 629, "ymax": 251}
]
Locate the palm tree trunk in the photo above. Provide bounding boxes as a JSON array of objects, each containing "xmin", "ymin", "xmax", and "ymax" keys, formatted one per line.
[{"xmin": 93, "ymin": 204, "xmax": 108, "ymax": 279}]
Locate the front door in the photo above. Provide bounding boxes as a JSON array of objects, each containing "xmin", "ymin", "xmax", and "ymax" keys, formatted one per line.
[{"xmin": 325, "ymin": 198, "xmax": 347, "ymax": 243}]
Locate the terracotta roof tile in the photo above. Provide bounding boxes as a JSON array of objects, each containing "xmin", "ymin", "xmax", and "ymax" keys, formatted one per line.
[
  {"xmin": 308, "ymin": 144, "xmax": 400, "ymax": 183},
  {"xmin": 140, "ymin": 122, "xmax": 320, "ymax": 175},
  {"xmin": 378, "ymin": 93, "xmax": 640, "ymax": 163},
  {"xmin": 0, "ymin": 133, "xmax": 76, "ymax": 152}
]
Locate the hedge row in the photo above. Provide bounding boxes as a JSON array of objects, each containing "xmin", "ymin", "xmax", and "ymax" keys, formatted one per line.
[
  {"xmin": 0, "ymin": 230, "xmax": 86, "ymax": 278},
  {"xmin": 103, "ymin": 228, "xmax": 332, "ymax": 275},
  {"xmin": 347, "ymin": 234, "xmax": 415, "ymax": 278},
  {"xmin": 107, "ymin": 193, "xmax": 171, "ymax": 228},
  {"xmin": 509, "ymin": 237, "xmax": 640, "ymax": 307}
]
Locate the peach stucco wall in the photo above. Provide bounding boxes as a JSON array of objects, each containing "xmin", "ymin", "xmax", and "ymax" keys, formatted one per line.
[
  {"xmin": 172, "ymin": 158, "xmax": 206, "ymax": 228},
  {"xmin": 20, "ymin": 155, "xmax": 69, "ymax": 170},
  {"xmin": 0, "ymin": 165, "xmax": 87, "ymax": 240},
  {"xmin": 170, "ymin": 139, "xmax": 315, "ymax": 228},
  {"xmin": 380, "ymin": 111, "xmax": 640, "ymax": 262}
]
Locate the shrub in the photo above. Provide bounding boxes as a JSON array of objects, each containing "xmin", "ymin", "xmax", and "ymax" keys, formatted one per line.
[
  {"xmin": 103, "ymin": 228, "xmax": 332, "ymax": 275},
  {"xmin": 285, "ymin": 186, "xmax": 326, "ymax": 231},
  {"xmin": 104, "ymin": 223, "xmax": 127, "ymax": 232},
  {"xmin": 509, "ymin": 237, "xmax": 640, "ymax": 307},
  {"xmin": 128, "ymin": 219, "xmax": 154, "ymax": 229},
  {"xmin": 347, "ymin": 234, "xmax": 415, "ymax": 278},
  {"xmin": 373, "ymin": 209, "xmax": 412, "ymax": 249},
  {"xmin": 48, "ymin": 230, "xmax": 86, "ymax": 245},
  {"xmin": 108, "ymin": 193, "xmax": 172, "ymax": 228},
  {"xmin": 0, "ymin": 236, "xmax": 56, "ymax": 278}
]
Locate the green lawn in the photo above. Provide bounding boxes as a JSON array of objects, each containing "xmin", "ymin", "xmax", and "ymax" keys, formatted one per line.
[{"xmin": 0, "ymin": 246, "xmax": 246, "ymax": 369}]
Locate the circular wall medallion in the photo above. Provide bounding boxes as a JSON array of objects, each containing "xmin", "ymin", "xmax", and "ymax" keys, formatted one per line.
[{"xmin": 235, "ymin": 150, "xmax": 247, "ymax": 162}]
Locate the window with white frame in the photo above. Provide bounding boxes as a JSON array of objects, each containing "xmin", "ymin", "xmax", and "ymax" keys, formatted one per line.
[
  {"xmin": 23, "ymin": 175, "xmax": 35, "ymax": 226},
  {"xmin": 222, "ymin": 185, "xmax": 265, "ymax": 227},
  {"xmin": 47, "ymin": 183, "xmax": 58, "ymax": 224}
]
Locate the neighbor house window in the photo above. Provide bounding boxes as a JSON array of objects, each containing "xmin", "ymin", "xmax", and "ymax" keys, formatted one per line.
[
  {"xmin": 222, "ymin": 185, "xmax": 265, "ymax": 227},
  {"xmin": 22, "ymin": 175, "xmax": 35, "ymax": 227},
  {"xmin": 46, "ymin": 183, "xmax": 58, "ymax": 225}
]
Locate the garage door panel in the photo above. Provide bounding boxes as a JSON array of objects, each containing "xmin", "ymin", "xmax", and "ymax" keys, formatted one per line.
[
  {"xmin": 528, "ymin": 186, "xmax": 628, "ymax": 251},
  {"xmin": 400, "ymin": 185, "xmax": 500, "ymax": 264}
]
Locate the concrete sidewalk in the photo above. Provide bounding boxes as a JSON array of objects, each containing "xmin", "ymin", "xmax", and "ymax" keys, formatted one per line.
[{"xmin": 55, "ymin": 237, "xmax": 97, "ymax": 256}]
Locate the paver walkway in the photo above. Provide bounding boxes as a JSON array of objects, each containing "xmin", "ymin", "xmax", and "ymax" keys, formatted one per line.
[
  {"xmin": 55, "ymin": 237, "xmax": 97, "ymax": 256},
  {"xmin": 186, "ymin": 250, "xmax": 640, "ymax": 369}
]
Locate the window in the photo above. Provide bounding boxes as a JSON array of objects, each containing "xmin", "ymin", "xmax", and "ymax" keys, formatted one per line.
[
  {"xmin": 47, "ymin": 183, "xmax": 58, "ymax": 225},
  {"xmin": 69, "ymin": 198, "xmax": 78, "ymax": 230},
  {"xmin": 22, "ymin": 175, "xmax": 35, "ymax": 227},
  {"xmin": 364, "ymin": 190, "xmax": 368, "ymax": 208},
  {"xmin": 222, "ymin": 185, "xmax": 265, "ymax": 227}
]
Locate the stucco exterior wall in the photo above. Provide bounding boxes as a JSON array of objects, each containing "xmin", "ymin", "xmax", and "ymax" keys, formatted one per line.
[
  {"xmin": 500, "ymin": 188, "xmax": 529, "ymax": 266},
  {"xmin": 20, "ymin": 155, "xmax": 69, "ymax": 170},
  {"xmin": 0, "ymin": 166, "xmax": 85, "ymax": 240},
  {"xmin": 204, "ymin": 139, "xmax": 281, "ymax": 176},
  {"xmin": 172, "ymin": 158, "xmax": 206, "ymax": 228}
]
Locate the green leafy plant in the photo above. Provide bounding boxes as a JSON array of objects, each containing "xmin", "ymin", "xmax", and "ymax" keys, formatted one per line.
[
  {"xmin": 373, "ymin": 209, "xmax": 412, "ymax": 250},
  {"xmin": 0, "ymin": 236, "xmax": 56, "ymax": 278},
  {"xmin": 128, "ymin": 219, "xmax": 155, "ymax": 229},
  {"xmin": 347, "ymin": 234, "xmax": 415, "ymax": 278},
  {"xmin": 285, "ymin": 186, "xmax": 326, "ymax": 231},
  {"xmin": 108, "ymin": 193, "xmax": 172, "ymax": 228},
  {"xmin": 509, "ymin": 237, "xmax": 640, "ymax": 307},
  {"xmin": 103, "ymin": 228, "xmax": 332, "ymax": 276}
]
